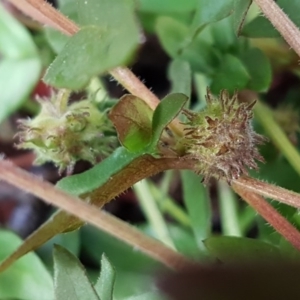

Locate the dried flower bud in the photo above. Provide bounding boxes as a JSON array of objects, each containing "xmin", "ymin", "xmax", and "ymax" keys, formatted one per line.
[
  {"xmin": 16, "ymin": 90, "xmax": 116, "ymax": 174},
  {"xmin": 182, "ymin": 89, "xmax": 266, "ymax": 184}
]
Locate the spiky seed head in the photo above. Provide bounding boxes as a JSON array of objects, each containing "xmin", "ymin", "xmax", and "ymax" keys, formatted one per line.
[
  {"xmin": 182, "ymin": 89, "xmax": 266, "ymax": 184},
  {"xmin": 16, "ymin": 91, "xmax": 116, "ymax": 174}
]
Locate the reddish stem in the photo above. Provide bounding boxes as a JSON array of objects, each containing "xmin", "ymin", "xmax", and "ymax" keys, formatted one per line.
[
  {"xmin": 0, "ymin": 159, "xmax": 193, "ymax": 271},
  {"xmin": 233, "ymin": 184, "xmax": 300, "ymax": 252},
  {"xmin": 254, "ymin": 0, "xmax": 300, "ymax": 57},
  {"xmin": 233, "ymin": 176, "xmax": 300, "ymax": 209}
]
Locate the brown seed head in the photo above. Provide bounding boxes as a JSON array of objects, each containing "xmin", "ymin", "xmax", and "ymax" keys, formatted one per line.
[{"xmin": 182, "ymin": 89, "xmax": 266, "ymax": 184}]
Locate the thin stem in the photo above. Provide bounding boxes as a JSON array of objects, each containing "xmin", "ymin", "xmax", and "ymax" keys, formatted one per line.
[
  {"xmin": 232, "ymin": 176, "xmax": 300, "ymax": 209},
  {"xmin": 254, "ymin": 0, "xmax": 300, "ymax": 57},
  {"xmin": 218, "ymin": 181, "xmax": 242, "ymax": 237},
  {"xmin": 254, "ymin": 101, "xmax": 300, "ymax": 177},
  {"xmin": 193, "ymin": 73, "xmax": 208, "ymax": 107},
  {"xmin": 238, "ymin": 206, "xmax": 257, "ymax": 235},
  {"xmin": 148, "ymin": 181, "xmax": 191, "ymax": 228},
  {"xmin": 233, "ymin": 184, "xmax": 300, "ymax": 252},
  {"xmin": 87, "ymin": 77, "xmax": 108, "ymax": 103},
  {"xmin": 133, "ymin": 180, "xmax": 176, "ymax": 250},
  {"xmin": 0, "ymin": 159, "xmax": 193, "ymax": 271},
  {"xmin": 159, "ymin": 170, "xmax": 174, "ymax": 195},
  {"xmin": 109, "ymin": 67, "xmax": 160, "ymax": 112},
  {"xmin": 57, "ymin": 89, "xmax": 71, "ymax": 113},
  {"xmin": 7, "ymin": 0, "xmax": 78, "ymax": 35}
]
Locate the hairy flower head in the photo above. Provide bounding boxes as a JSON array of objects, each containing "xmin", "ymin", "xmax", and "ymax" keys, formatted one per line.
[
  {"xmin": 16, "ymin": 90, "xmax": 116, "ymax": 174},
  {"xmin": 182, "ymin": 89, "xmax": 266, "ymax": 184}
]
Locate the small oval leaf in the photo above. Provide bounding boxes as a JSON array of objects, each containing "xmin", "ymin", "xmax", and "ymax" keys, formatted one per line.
[
  {"xmin": 204, "ymin": 236, "xmax": 283, "ymax": 264},
  {"xmin": 109, "ymin": 95, "xmax": 153, "ymax": 152},
  {"xmin": 150, "ymin": 93, "xmax": 188, "ymax": 150}
]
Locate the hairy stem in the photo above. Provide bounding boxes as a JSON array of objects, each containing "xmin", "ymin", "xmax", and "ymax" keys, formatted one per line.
[
  {"xmin": 218, "ymin": 181, "xmax": 242, "ymax": 237},
  {"xmin": 233, "ymin": 184, "xmax": 300, "ymax": 252},
  {"xmin": 7, "ymin": 0, "xmax": 77, "ymax": 35},
  {"xmin": 232, "ymin": 176, "xmax": 300, "ymax": 209},
  {"xmin": 134, "ymin": 179, "xmax": 176, "ymax": 250},
  {"xmin": 148, "ymin": 180, "xmax": 192, "ymax": 228},
  {"xmin": 7, "ymin": 0, "xmax": 183, "ymax": 135},
  {"xmin": 254, "ymin": 0, "xmax": 300, "ymax": 57},
  {"xmin": 0, "ymin": 159, "xmax": 193, "ymax": 271}
]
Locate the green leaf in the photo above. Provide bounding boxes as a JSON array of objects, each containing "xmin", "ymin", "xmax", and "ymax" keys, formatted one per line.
[
  {"xmin": 191, "ymin": 0, "xmax": 234, "ymax": 31},
  {"xmin": 78, "ymin": 0, "xmax": 135, "ymax": 28},
  {"xmin": 94, "ymin": 254, "xmax": 116, "ymax": 300},
  {"xmin": 242, "ymin": 16, "xmax": 279, "ymax": 38},
  {"xmin": 168, "ymin": 225, "xmax": 201, "ymax": 259},
  {"xmin": 232, "ymin": 0, "xmax": 252, "ymax": 35},
  {"xmin": 167, "ymin": 59, "xmax": 192, "ymax": 121},
  {"xmin": 204, "ymin": 236, "xmax": 283, "ymax": 263},
  {"xmin": 78, "ymin": 0, "xmax": 139, "ymax": 58},
  {"xmin": 45, "ymin": 25, "xmax": 136, "ymax": 89},
  {"xmin": 150, "ymin": 93, "xmax": 188, "ymax": 149},
  {"xmin": 45, "ymin": 0, "xmax": 139, "ymax": 89},
  {"xmin": 279, "ymin": 236, "xmax": 300, "ymax": 262},
  {"xmin": 45, "ymin": 0, "xmax": 77, "ymax": 53},
  {"xmin": 180, "ymin": 34, "xmax": 220, "ymax": 74},
  {"xmin": 109, "ymin": 95, "xmax": 153, "ymax": 152},
  {"xmin": 0, "ymin": 4, "xmax": 41, "ymax": 123},
  {"xmin": 0, "ymin": 8, "xmax": 37, "ymax": 58},
  {"xmin": 37, "ymin": 230, "xmax": 81, "ymax": 266},
  {"xmin": 57, "ymin": 147, "xmax": 142, "ymax": 195},
  {"xmin": 138, "ymin": 0, "xmax": 197, "ymax": 13},
  {"xmin": 210, "ymin": 16, "xmax": 236, "ymax": 52},
  {"xmin": 155, "ymin": 17, "xmax": 188, "ymax": 58},
  {"xmin": 0, "ymin": 230, "xmax": 53, "ymax": 300},
  {"xmin": 168, "ymin": 59, "xmax": 192, "ymax": 100},
  {"xmin": 53, "ymin": 244, "xmax": 100, "ymax": 300},
  {"xmin": 210, "ymin": 54, "xmax": 250, "ymax": 94},
  {"xmin": 181, "ymin": 171, "xmax": 211, "ymax": 251},
  {"xmin": 240, "ymin": 48, "xmax": 272, "ymax": 92},
  {"xmin": 0, "ymin": 59, "xmax": 41, "ymax": 121},
  {"xmin": 156, "ymin": 17, "xmax": 219, "ymax": 74},
  {"xmin": 218, "ymin": 181, "xmax": 242, "ymax": 237},
  {"xmin": 114, "ymin": 271, "xmax": 162, "ymax": 300}
]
